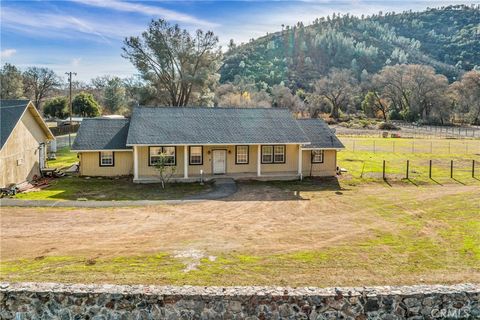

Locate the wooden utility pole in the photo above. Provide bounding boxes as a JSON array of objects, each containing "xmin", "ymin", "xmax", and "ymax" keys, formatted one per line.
[{"xmin": 65, "ymin": 72, "xmax": 77, "ymax": 147}]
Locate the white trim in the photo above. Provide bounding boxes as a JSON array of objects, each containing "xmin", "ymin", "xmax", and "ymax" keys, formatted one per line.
[
  {"xmin": 72, "ymin": 149, "xmax": 133, "ymax": 152},
  {"xmin": 184, "ymin": 145, "xmax": 188, "ymax": 179},
  {"xmin": 127, "ymin": 142, "xmax": 310, "ymax": 147},
  {"xmin": 133, "ymin": 146, "xmax": 138, "ymax": 181},
  {"xmin": 257, "ymin": 144, "xmax": 261, "ymax": 177},
  {"xmin": 297, "ymin": 145, "xmax": 302, "ymax": 175},
  {"xmin": 301, "ymin": 147, "xmax": 344, "ymax": 150}
]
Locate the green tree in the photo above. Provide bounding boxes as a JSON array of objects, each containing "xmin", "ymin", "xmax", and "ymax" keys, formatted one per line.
[
  {"xmin": 362, "ymin": 91, "xmax": 388, "ymax": 121},
  {"xmin": 91, "ymin": 76, "xmax": 127, "ymax": 114},
  {"xmin": 154, "ymin": 152, "xmax": 177, "ymax": 189},
  {"xmin": 0, "ymin": 63, "xmax": 24, "ymax": 99},
  {"xmin": 72, "ymin": 92, "xmax": 101, "ymax": 117},
  {"xmin": 123, "ymin": 19, "xmax": 221, "ymax": 106},
  {"xmin": 43, "ymin": 96, "xmax": 69, "ymax": 119},
  {"xmin": 23, "ymin": 67, "xmax": 60, "ymax": 110},
  {"xmin": 104, "ymin": 77, "xmax": 127, "ymax": 114}
]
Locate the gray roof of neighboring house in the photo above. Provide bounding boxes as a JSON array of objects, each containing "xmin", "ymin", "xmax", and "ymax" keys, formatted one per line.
[
  {"xmin": 1, "ymin": 99, "xmax": 31, "ymax": 149},
  {"xmin": 72, "ymin": 118, "xmax": 131, "ymax": 151},
  {"xmin": 296, "ymin": 119, "xmax": 345, "ymax": 149},
  {"xmin": 126, "ymin": 107, "xmax": 311, "ymax": 145}
]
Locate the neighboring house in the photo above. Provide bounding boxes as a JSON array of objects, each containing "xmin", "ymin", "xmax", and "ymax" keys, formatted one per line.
[
  {"xmin": 72, "ymin": 107, "xmax": 344, "ymax": 182},
  {"xmin": 0, "ymin": 100, "xmax": 55, "ymax": 188}
]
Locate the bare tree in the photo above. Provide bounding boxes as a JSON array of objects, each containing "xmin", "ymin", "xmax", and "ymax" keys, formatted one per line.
[
  {"xmin": 271, "ymin": 84, "xmax": 305, "ymax": 112},
  {"xmin": 123, "ymin": 19, "xmax": 221, "ymax": 106},
  {"xmin": 373, "ymin": 64, "xmax": 450, "ymax": 122},
  {"xmin": 450, "ymin": 70, "xmax": 480, "ymax": 124},
  {"xmin": 313, "ymin": 69, "xmax": 359, "ymax": 119},
  {"xmin": 23, "ymin": 67, "xmax": 60, "ymax": 110}
]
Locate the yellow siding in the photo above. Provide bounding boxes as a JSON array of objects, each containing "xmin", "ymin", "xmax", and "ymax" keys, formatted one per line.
[
  {"xmin": 137, "ymin": 144, "xmax": 301, "ymax": 177},
  {"xmin": 80, "ymin": 145, "xmax": 338, "ymax": 179},
  {"xmin": 0, "ymin": 107, "xmax": 49, "ymax": 187},
  {"xmin": 302, "ymin": 150, "xmax": 338, "ymax": 177},
  {"xmin": 79, "ymin": 151, "xmax": 133, "ymax": 176}
]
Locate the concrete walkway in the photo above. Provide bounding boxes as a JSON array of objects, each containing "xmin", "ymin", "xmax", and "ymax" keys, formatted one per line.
[{"xmin": 0, "ymin": 178, "xmax": 237, "ymax": 208}]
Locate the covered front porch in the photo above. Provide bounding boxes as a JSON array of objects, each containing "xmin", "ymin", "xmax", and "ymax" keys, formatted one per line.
[{"xmin": 132, "ymin": 144, "xmax": 304, "ymax": 183}]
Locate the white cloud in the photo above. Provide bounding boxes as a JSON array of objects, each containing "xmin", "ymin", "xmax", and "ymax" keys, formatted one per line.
[
  {"xmin": 1, "ymin": 48, "xmax": 17, "ymax": 58},
  {"xmin": 72, "ymin": 0, "xmax": 218, "ymax": 28},
  {"xmin": 0, "ymin": 7, "xmax": 145, "ymax": 43},
  {"xmin": 71, "ymin": 58, "xmax": 82, "ymax": 67}
]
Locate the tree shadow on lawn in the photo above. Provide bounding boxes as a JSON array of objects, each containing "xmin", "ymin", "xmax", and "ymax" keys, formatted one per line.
[{"xmin": 227, "ymin": 177, "xmax": 345, "ymax": 201}]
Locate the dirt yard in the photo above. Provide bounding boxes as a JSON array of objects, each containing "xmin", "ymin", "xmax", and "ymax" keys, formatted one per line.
[{"xmin": 1, "ymin": 179, "xmax": 479, "ymax": 286}]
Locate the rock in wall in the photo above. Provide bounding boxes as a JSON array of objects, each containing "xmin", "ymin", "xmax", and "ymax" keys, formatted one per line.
[{"xmin": 1, "ymin": 282, "xmax": 479, "ymax": 319}]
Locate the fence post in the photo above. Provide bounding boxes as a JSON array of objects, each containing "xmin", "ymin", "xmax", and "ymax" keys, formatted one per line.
[
  {"xmin": 383, "ymin": 160, "xmax": 386, "ymax": 180},
  {"xmin": 448, "ymin": 141, "xmax": 451, "ymax": 154},
  {"xmin": 473, "ymin": 160, "xmax": 475, "ymax": 178},
  {"xmin": 429, "ymin": 160, "xmax": 432, "ymax": 179},
  {"xmin": 450, "ymin": 160, "xmax": 453, "ymax": 178},
  {"xmin": 406, "ymin": 160, "xmax": 409, "ymax": 179},
  {"xmin": 373, "ymin": 140, "xmax": 376, "ymax": 153},
  {"xmin": 430, "ymin": 141, "xmax": 433, "ymax": 154}
]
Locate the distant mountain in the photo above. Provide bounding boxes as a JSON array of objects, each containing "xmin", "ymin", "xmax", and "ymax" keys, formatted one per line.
[{"xmin": 220, "ymin": 5, "xmax": 480, "ymax": 89}]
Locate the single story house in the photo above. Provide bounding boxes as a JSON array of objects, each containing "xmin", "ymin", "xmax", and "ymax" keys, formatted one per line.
[
  {"xmin": 0, "ymin": 100, "xmax": 55, "ymax": 188},
  {"xmin": 71, "ymin": 107, "xmax": 344, "ymax": 182}
]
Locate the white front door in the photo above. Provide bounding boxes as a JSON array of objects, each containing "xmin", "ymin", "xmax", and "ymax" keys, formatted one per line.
[{"xmin": 212, "ymin": 150, "xmax": 226, "ymax": 174}]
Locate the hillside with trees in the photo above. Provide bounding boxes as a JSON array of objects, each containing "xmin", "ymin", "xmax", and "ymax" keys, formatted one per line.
[
  {"xmin": 1, "ymin": 5, "xmax": 479, "ymax": 125},
  {"xmin": 221, "ymin": 5, "xmax": 479, "ymax": 87}
]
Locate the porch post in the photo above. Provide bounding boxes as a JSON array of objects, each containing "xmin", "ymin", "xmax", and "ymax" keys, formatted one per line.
[
  {"xmin": 133, "ymin": 145, "xmax": 139, "ymax": 181},
  {"xmin": 298, "ymin": 144, "xmax": 303, "ymax": 177},
  {"xmin": 257, "ymin": 144, "xmax": 261, "ymax": 177},
  {"xmin": 184, "ymin": 145, "xmax": 188, "ymax": 179}
]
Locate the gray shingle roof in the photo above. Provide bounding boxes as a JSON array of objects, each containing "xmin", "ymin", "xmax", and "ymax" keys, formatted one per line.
[
  {"xmin": 126, "ymin": 107, "xmax": 310, "ymax": 145},
  {"xmin": 72, "ymin": 118, "xmax": 131, "ymax": 151},
  {"xmin": 1, "ymin": 100, "xmax": 31, "ymax": 149},
  {"xmin": 296, "ymin": 119, "xmax": 345, "ymax": 149}
]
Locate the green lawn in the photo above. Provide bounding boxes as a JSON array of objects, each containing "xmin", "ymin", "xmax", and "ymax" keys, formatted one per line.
[
  {"xmin": 14, "ymin": 176, "xmax": 210, "ymax": 201},
  {"xmin": 47, "ymin": 146, "xmax": 78, "ymax": 169}
]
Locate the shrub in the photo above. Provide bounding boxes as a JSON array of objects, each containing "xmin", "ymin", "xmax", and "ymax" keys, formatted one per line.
[{"xmin": 377, "ymin": 122, "xmax": 400, "ymax": 130}]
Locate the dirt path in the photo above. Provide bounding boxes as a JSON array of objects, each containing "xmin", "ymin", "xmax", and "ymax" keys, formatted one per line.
[{"xmin": 1, "ymin": 183, "xmax": 478, "ymax": 262}]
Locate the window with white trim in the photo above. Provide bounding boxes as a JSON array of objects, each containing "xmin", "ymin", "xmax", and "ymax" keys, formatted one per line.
[
  {"xmin": 100, "ymin": 151, "xmax": 114, "ymax": 166},
  {"xmin": 189, "ymin": 146, "xmax": 203, "ymax": 165},
  {"xmin": 149, "ymin": 146, "xmax": 176, "ymax": 166},
  {"xmin": 273, "ymin": 145, "xmax": 285, "ymax": 163},
  {"xmin": 311, "ymin": 150, "xmax": 324, "ymax": 163},
  {"xmin": 261, "ymin": 146, "xmax": 273, "ymax": 163},
  {"xmin": 262, "ymin": 145, "xmax": 285, "ymax": 164},
  {"xmin": 236, "ymin": 146, "xmax": 249, "ymax": 164}
]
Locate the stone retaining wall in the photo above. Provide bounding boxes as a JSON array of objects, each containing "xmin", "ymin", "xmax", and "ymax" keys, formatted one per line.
[{"xmin": 1, "ymin": 282, "xmax": 479, "ymax": 319}]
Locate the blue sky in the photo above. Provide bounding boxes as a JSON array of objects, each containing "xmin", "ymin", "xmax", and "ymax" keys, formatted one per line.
[{"xmin": 1, "ymin": 0, "xmax": 476, "ymax": 81}]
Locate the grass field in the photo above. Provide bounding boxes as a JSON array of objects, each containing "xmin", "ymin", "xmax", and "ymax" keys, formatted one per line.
[
  {"xmin": 14, "ymin": 176, "xmax": 211, "ymax": 201},
  {"xmin": 1, "ymin": 180, "xmax": 478, "ymax": 286},
  {"xmin": 47, "ymin": 147, "xmax": 78, "ymax": 169},
  {"xmin": 337, "ymin": 137, "xmax": 480, "ymax": 184},
  {"xmin": 1, "ymin": 137, "xmax": 479, "ymax": 286}
]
